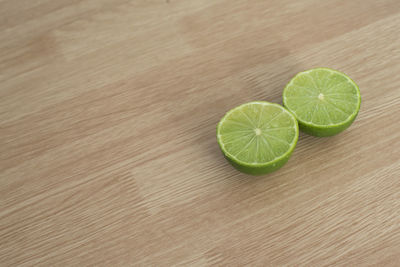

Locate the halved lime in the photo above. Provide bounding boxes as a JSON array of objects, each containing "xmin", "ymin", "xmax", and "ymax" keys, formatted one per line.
[
  {"xmin": 217, "ymin": 101, "xmax": 299, "ymax": 175},
  {"xmin": 283, "ymin": 68, "xmax": 361, "ymax": 137}
]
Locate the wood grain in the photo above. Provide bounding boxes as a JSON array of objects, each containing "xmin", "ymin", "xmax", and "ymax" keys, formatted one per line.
[{"xmin": 1, "ymin": 0, "xmax": 400, "ymax": 266}]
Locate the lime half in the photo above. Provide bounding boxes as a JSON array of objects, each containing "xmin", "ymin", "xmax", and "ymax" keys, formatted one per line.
[
  {"xmin": 283, "ymin": 68, "xmax": 361, "ymax": 137},
  {"xmin": 217, "ymin": 101, "xmax": 299, "ymax": 175}
]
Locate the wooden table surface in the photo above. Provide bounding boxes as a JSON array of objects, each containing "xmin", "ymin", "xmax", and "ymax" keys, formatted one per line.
[{"xmin": 1, "ymin": 0, "xmax": 400, "ymax": 266}]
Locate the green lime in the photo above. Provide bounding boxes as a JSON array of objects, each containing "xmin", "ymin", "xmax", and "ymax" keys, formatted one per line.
[
  {"xmin": 283, "ymin": 68, "xmax": 361, "ymax": 137},
  {"xmin": 217, "ymin": 101, "xmax": 299, "ymax": 175}
]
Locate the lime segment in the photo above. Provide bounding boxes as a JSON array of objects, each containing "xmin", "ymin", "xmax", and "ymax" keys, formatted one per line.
[
  {"xmin": 283, "ymin": 68, "xmax": 361, "ymax": 137},
  {"xmin": 217, "ymin": 101, "xmax": 298, "ymax": 175}
]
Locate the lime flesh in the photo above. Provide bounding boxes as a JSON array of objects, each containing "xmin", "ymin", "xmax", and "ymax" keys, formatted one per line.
[
  {"xmin": 283, "ymin": 68, "xmax": 361, "ymax": 137},
  {"xmin": 217, "ymin": 101, "xmax": 298, "ymax": 175}
]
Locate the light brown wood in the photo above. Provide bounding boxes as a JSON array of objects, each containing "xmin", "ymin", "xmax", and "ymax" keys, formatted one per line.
[{"xmin": 1, "ymin": 0, "xmax": 400, "ymax": 266}]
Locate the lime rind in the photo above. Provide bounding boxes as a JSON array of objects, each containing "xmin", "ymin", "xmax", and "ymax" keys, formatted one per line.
[
  {"xmin": 283, "ymin": 68, "xmax": 361, "ymax": 136},
  {"xmin": 217, "ymin": 101, "xmax": 299, "ymax": 175}
]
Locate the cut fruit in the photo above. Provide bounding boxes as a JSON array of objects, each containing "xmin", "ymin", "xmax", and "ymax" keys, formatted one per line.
[
  {"xmin": 283, "ymin": 68, "xmax": 361, "ymax": 137},
  {"xmin": 217, "ymin": 101, "xmax": 298, "ymax": 175}
]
